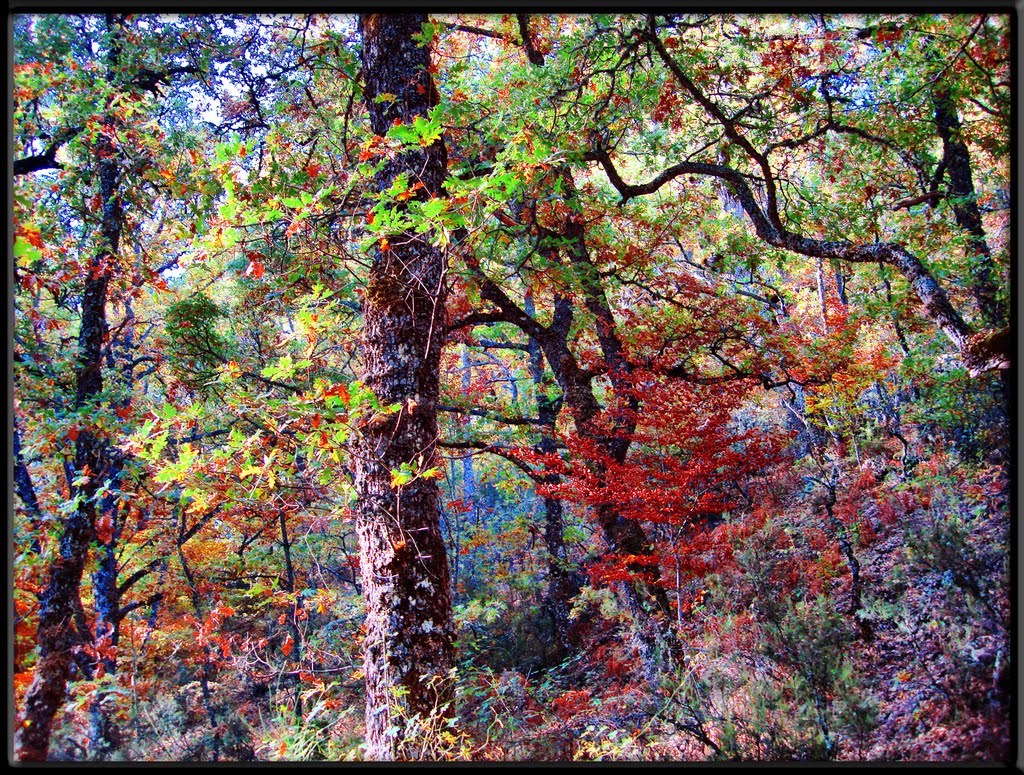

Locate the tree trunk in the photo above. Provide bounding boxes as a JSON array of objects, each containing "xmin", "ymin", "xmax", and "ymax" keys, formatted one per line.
[
  {"xmin": 87, "ymin": 294, "xmax": 139, "ymax": 758},
  {"xmin": 15, "ymin": 19, "xmax": 123, "ymax": 751},
  {"xmin": 468, "ymin": 237, "xmax": 680, "ymax": 680},
  {"xmin": 354, "ymin": 13, "xmax": 455, "ymax": 761},
  {"xmin": 558, "ymin": 175, "xmax": 680, "ymax": 677},
  {"xmin": 14, "ymin": 423, "xmax": 43, "ymax": 553},
  {"xmin": 933, "ymin": 87, "xmax": 1005, "ymax": 328},
  {"xmin": 525, "ymin": 292, "xmax": 575, "ymax": 658},
  {"xmin": 88, "ymin": 457, "xmax": 125, "ymax": 758}
]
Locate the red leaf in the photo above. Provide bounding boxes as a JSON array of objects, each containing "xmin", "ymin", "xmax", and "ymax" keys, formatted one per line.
[{"xmin": 245, "ymin": 260, "xmax": 265, "ymax": 279}]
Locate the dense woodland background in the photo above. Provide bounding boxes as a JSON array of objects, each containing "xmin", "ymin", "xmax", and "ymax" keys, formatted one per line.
[{"xmin": 11, "ymin": 12, "xmax": 1012, "ymax": 761}]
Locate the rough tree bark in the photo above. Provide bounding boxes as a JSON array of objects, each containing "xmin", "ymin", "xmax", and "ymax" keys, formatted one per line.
[{"xmin": 354, "ymin": 13, "xmax": 455, "ymax": 761}]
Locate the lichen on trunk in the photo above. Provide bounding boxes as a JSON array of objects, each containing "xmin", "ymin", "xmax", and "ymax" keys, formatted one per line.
[{"xmin": 353, "ymin": 13, "xmax": 455, "ymax": 761}]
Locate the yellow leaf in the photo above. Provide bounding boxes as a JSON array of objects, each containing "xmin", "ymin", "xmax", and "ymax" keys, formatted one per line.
[{"xmin": 390, "ymin": 469, "xmax": 413, "ymax": 488}]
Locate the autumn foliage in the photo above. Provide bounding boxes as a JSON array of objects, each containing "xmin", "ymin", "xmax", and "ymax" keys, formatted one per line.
[{"xmin": 12, "ymin": 11, "xmax": 1010, "ymax": 763}]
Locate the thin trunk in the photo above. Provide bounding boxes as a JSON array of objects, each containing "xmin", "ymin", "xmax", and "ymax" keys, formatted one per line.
[
  {"xmin": 279, "ymin": 510, "xmax": 304, "ymax": 718},
  {"xmin": 88, "ymin": 457, "xmax": 124, "ymax": 758},
  {"xmin": 469, "ymin": 241, "xmax": 678, "ymax": 678},
  {"xmin": 820, "ymin": 484, "xmax": 869, "ymax": 640},
  {"xmin": 880, "ymin": 262, "xmax": 912, "ymax": 357},
  {"xmin": 559, "ymin": 172, "xmax": 680, "ymax": 676},
  {"xmin": 456, "ymin": 345, "xmax": 476, "ymax": 590},
  {"xmin": 525, "ymin": 291, "xmax": 574, "ymax": 659},
  {"xmin": 675, "ymin": 555, "xmax": 684, "ymax": 633},
  {"xmin": 816, "ymin": 258, "xmax": 829, "ymax": 333},
  {"xmin": 355, "ymin": 14, "xmax": 455, "ymax": 760},
  {"xmin": 834, "ymin": 265, "xmax": 848, "ymax": 306},
  {"xmin": 459, "ymin": 347, "xmax": 478, "ymax": 504},
  {"xmin": 933, "ymin": 86, "xmax": 1005, "ymax": 327},
  {"xmin": 13, "ymin": 423, "xmax": 43, "ymax": 553}
]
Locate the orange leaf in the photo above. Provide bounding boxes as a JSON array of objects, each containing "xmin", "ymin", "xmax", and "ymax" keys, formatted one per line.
[
  {"xmin": 282, "ymin": 635, "xmax": 294, "ymax": 657},
  {"xmin": 21, "ymin": 226, "xmax": 44, "ymax": 248},
  {"xmin": 245, "ymin": 260, "xmax": 265, "ymax": 279},
  {"xmin": 324, "ymin": 383, "xmax": 350, "ymax": 402},
  {"xmin": 96, "ymin": 513, "xmax": 114, "ymax": 544}
]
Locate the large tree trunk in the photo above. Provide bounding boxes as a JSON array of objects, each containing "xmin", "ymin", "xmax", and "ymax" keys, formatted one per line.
[{"xmin": 354, "ymin": 13, "xmax": 455, "ymax": 761}]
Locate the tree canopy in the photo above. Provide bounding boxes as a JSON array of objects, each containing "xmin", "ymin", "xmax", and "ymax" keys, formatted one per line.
[{"xmin": 12, "ymin": 11, "xmax": 1011, "ymax": 763}]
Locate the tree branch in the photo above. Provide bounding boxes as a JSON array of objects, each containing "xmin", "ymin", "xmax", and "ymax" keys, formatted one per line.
[
  {"xmin": 13, "ymin": 126, "xmax": 83, "ymax": 177},
  {"xmin": 114, "ymin": 592, "xmax": 164, "ymax": 623},
  {"xmin": 438, "ymin": 404, "xmax": 543, "ymax": 425},
  {"xmin": 517, "ymin": 14, "xmax": 545, "ymax": 66},
  {"xmin": 586, "ymin": 144, "xmax": 975, "ymax": 353}
]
